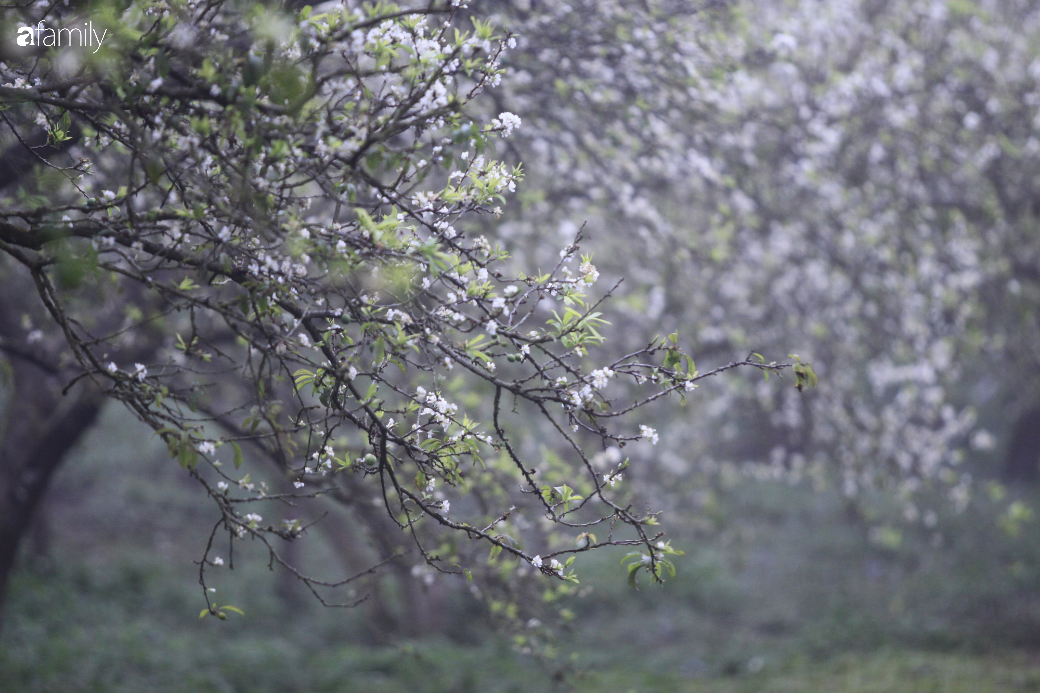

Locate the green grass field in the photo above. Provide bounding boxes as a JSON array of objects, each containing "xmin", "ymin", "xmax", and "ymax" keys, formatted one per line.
[{"xmin": 576, "ymin": 652, "xmax": 1040, "ymax": 693}]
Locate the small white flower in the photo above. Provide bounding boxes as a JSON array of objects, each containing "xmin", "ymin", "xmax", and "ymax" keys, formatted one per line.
[
  {"xmin": 212, "ymin": 556, "xmax": 224, "ymax": 566},
  {"xmin": 148, "ymin": 77, "xmax": 164, "ymax": 92},
  {"xmin": 217, "ymin": 481, "xmax": 229, "ymax": 492},
  {"xmin": 503, "ymin": 285, "xmax": 519, "ymax": 297},
  {"xmin": 198, "ymin": 441, "xmax": 216, "ymax": 455},
  {"xmin": 440, "ymin": 499, "xmax": 450, "ymax": 513},
  {"xmin": 971, "ymin": 430, "xmax": 996, "ymax": 451},
  {"xmin": 531, "ymin": 555, "xmax": 543, "ymax": 568},
  {"xmin": 133, "ymin": 363, "xmax": 148, "ymax": 382},
  {"xmin": 106, "ymin": 362, "xmax": 118, "ymax": 374},
  {"xmin": 640, "ymin": 425, "xmax": 659, "ymax": 445},
  {"xmin": 495, "ymin": 112, "xmax": 521, "ymax": 137},
  {"xmin": 590, "ymin": 368, "xmax": 614, "ymax": 389},
  {"xmin": 101, "ymin": 190, "xmax": 116, "ymax": 201},
  {"xmin": 486, "ymin": 319, "xmax": 498, "ymax": 336},
  {"xmin": 244, "ymin": 513, "xmax": 263, "ymax": 524},
  {"xmin": 491, "ymin": 297, "xmax": 506, "ymax": 310},
  {"xmin": 293, "ymin": 481, "xmax": 304, "ymax": 489},
  {"xmin": 770, "ymin": 32, "xmax": 797, "ymax": 53},
  {"xmin": 347, "ymin": 365, "xmax": 358, "ymax": 380},
  {"xmin": 579, "ymin": 261, "xmax": 599, "ymax": 285},
  {"xmin": 684, "ymin": 380, "xmax": 697, "ymax": 392}
]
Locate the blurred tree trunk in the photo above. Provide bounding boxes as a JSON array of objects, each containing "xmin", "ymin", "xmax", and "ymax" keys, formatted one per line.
[
  {"xmin": 1004, "ymin": 405, "xmax": 1040, "ymax": 483},
  {"xmin": 0, "ymin": 120, "xmax": 102, "ymax": 629},
  {"xmin": 344, "ymin": 497, "xmax": 451, "ymax": 639},
  {"xmin": 316, "ymin": 508, "xmax": 402, "ymax": 639},
  {"xmin": 0, "ymin": 354, "xmax": 104, "ymax": 628},
  {"xmin": 28, "ymin": 494, "xmax": 53, "ymax": 565}
]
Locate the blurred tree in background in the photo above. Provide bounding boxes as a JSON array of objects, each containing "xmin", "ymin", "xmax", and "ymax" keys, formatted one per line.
[{"xmin": 473, "ymin": 0, "xmax": 1040, "ymax": 516}]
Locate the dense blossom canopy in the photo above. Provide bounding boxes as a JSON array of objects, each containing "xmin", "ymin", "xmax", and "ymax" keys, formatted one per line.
[
  {"xmin": 472, "ymin": 0, "xmax": 1040, "ymax": 516},
  {"xmin": 0, "ymin": 0, "xmax": 805, "ymax": 622}
]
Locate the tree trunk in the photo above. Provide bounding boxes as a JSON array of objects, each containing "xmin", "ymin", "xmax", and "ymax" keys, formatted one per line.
[
  {"xmin": 0, "ymin": 357, "xmax": 104, "ymax": 628},
  {"xmin": 1005, "ymin": 405, "xmax": 1040, "ymax": 483}
]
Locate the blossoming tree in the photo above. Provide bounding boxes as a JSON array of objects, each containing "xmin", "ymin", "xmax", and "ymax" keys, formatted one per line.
[
  {"xmin": 468, "ymin": 0, "xmax": 1040, "ymax": 521},
  {"xmin": 0, "ymin": 0, "xmax": 806, "ymax": 627}
]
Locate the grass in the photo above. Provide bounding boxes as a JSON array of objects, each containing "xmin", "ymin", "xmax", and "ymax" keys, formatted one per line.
[{"xmin": 576, "ymin": 651, "xmax": 1040, "ymax": 693}]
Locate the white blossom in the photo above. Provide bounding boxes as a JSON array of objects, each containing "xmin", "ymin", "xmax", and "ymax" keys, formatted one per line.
[
  {"xmin": 590, "ymin": 368, "xmax": 614, "ymax": 389},
  {"xmin": 640, "ymin": 425, "xmax": 659, "ymax": 445}
]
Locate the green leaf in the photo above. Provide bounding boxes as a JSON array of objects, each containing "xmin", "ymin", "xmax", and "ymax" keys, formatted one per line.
[
  {"xmin": 231, "ymin": 441, "xmax": 243, "ymax": 469},
  {"xmin": 178, "ymin": 440, "xmax": 198, "ymax": 470},
  {"xmin": 663, "ymin": 350, "xmax": 681, "ymax": 369},
  {"xmin": 627, "ymin": 562, "xmax": 642, "ymax": 589},
  {"xmin": 145, "ymin": 158, "xmax": 165, "ymax": 185}
]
